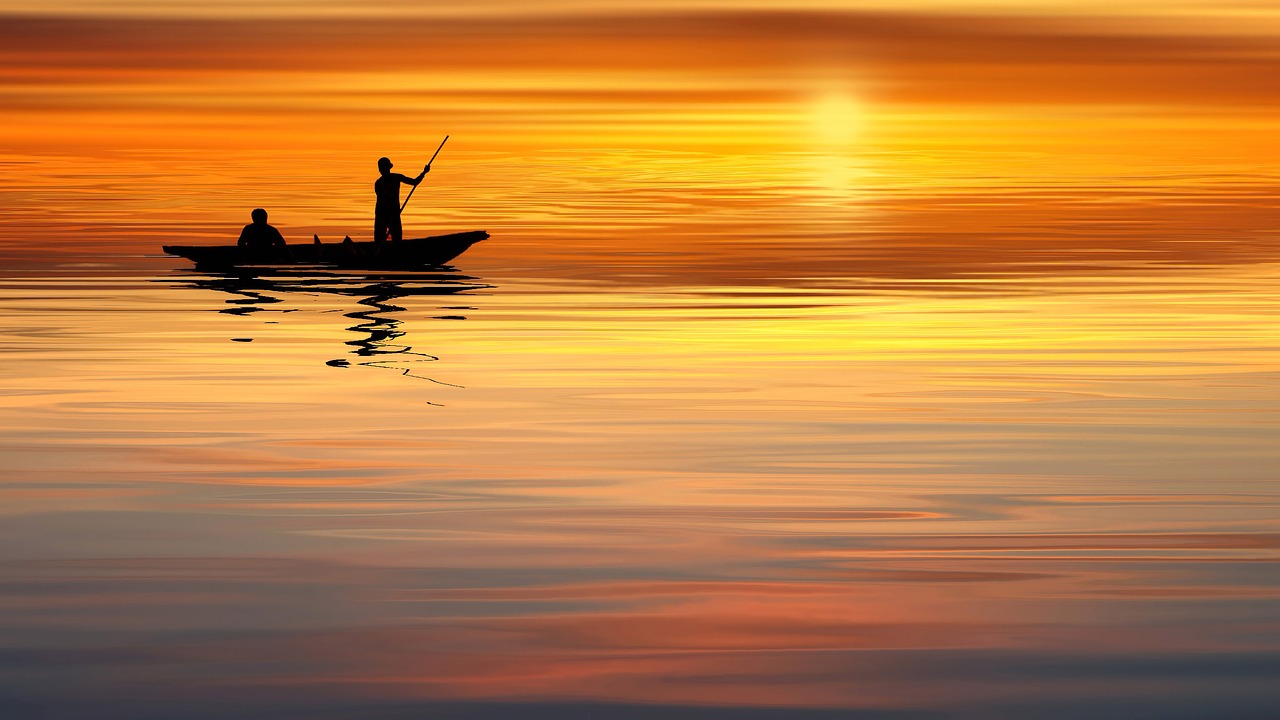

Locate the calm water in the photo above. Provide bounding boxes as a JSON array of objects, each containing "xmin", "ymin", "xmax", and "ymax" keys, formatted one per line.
[{"xmin": 3, "ymin": 160, "xmax": 1280, "ymax": 718}]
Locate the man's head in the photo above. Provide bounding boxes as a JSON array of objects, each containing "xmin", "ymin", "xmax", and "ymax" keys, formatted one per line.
[
  {"xmin": 377, "ymin": 157, "xmax": 393, "ymax": 174},
  {"xmin": 251, "ymin": 208, "xmax": 268, "ymax": 224}
]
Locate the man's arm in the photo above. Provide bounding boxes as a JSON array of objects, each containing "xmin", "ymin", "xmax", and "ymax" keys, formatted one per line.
[
  {"xmin": 237, "ymin": 225, "xmax": 252, "ymax": 247},
  {"xmin": 269, "ymin": 226, "xmax": 287, "ymax": 248},
  {"xmin": 406, "ymin": 165, "xmax": 430, "ymax": 186}
]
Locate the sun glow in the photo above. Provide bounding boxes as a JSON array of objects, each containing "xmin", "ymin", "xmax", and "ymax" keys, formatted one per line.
[
  {"xmin": 810, "ymin": 92, "xmax": 864, "ymax": 148},
  {"xmin": 806, "ymin": 91, "xmax": 867, "ymax": 195}
]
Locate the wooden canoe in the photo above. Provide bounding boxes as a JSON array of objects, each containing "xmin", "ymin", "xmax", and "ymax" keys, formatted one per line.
[{"xmin": 163, "ymin": 231, "xmax": 488, "ymax": 270}]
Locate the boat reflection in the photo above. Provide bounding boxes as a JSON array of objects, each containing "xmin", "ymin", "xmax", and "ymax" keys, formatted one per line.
[{"xmin": 165, "ymin": 270, "xmax": 491, "ymax": 384}]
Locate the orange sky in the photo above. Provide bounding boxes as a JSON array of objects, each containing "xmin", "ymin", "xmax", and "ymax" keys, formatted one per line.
[
  {"xmin": 5, "ymin": 3, "xmax": 1280, "ymax": 151},
  {"xmin": 3, "ymin": 1, "xmax": 1280, "ymax": 268}
]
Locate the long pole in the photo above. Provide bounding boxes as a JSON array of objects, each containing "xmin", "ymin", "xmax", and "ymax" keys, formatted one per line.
[{"xmin": 401, "ymin": 135, "xmax": 448, "ymax": 213}]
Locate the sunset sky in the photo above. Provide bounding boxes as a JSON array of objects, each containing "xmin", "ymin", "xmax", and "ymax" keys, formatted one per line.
[
  {"xmin": 7, "ymin": 1, "xmax": 1280, "ymax": 151},
  {"xmin": 3, "ymin": 0, "xmax": 1280, "ymax": 267}
]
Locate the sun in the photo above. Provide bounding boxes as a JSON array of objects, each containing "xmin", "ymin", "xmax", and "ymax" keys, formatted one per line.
[
  {"xmin": 811, "ymin": 92, "xmax": 863, "ymax": 147},
  {"xmin": 804, "ymin": 91, "xmax": 868, "ymax": 194}
]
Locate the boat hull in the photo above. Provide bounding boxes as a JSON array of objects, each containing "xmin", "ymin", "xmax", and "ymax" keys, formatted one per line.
[{"xmin": 163, "ymin": 231, "xmax": 488, "ymax": 270}]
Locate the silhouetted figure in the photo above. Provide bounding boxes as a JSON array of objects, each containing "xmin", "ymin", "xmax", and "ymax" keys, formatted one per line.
[
  {"xmin": 237, "ymin": 208, "xmax": 288, "ymax": 257},
  {"xmin": 374, "ymin": 156, "xmax": 428, "ymax": 243}
]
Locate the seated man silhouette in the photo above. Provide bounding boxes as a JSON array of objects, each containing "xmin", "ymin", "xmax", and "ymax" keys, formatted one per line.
[
  {"xmin": 237, "ymin": 208, "xmax": 288, "ymax": 255},
  {"xmin": 374, "ymin": 156, "xmax": 428, "ymax": 243}
]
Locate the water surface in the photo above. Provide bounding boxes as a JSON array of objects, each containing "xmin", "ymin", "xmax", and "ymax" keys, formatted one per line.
[{"xmin": 3, "ymin": 234, "xmax": 1279, "ymax": 717}]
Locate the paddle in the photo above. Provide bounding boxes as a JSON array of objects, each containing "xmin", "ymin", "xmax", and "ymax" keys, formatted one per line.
[{"xmin": 400, "ymin": 135, "xmax": 449, "ymax": 213}]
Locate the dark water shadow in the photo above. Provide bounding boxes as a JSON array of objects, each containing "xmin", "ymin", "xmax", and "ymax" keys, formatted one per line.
[{"xmin": 162, "ymin": 269, "xmax": 492, "ymax": 390}]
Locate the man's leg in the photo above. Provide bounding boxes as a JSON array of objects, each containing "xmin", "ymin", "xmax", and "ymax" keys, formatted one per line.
[
  {"xmin": 389, "ymin": 216, "xmax": 403, "ymax": 243},
  {"xmin": 373, "ymin": 217, "xmax": 389, "ymax": 243}
]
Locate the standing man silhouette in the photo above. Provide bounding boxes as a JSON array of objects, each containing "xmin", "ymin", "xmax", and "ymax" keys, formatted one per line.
[{"xmin": 374, "ymin": 156, "xmax": 428, "ymax": 243}]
